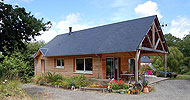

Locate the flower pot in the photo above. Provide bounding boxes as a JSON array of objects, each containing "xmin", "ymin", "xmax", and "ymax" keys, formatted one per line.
[
  {"xmin": 148, "ymin": 85, "xmax": 152, "ymax": 91},
  {"xmin": 143, "ymin": 86, "xmax": 149, "ymax": 93},
  {"xmin": 135, "ymin": 89, "xmax": 139, "ymax": 94}
]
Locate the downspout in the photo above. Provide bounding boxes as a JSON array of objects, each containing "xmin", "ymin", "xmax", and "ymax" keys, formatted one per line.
[{"xmin": 96, "ymin": 54, "xmax": 100, "ymax": 79}]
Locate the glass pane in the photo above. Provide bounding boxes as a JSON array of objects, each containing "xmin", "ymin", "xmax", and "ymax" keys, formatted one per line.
[
  {"xmin": 57, "ymin": 59, "xmax": 61, "ymax": 66},
  {"xmin": 76, "ymin": 59, "xmax": 84, "ymax": 70},
  {"xmin": 85, "ymin": 58, "xmax": 92, "ymax": 71},
  {"xmin": 128, "ymin": 59, "xmax": 134, "ymax": 73},
  {"xmin": 61, "ymin": 59, "xmax": 64, "ymax": 66}
]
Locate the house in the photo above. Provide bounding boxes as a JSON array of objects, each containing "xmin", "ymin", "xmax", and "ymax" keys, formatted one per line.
[
  {"xmin": 33, "ymin": 15, "xmax": 169, "ymax": 82},
  {"xmin": 141, "ymin": 56, "xmax": 152, "ymax": 65}
]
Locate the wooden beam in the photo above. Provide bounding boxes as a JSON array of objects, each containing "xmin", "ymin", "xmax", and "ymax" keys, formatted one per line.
[
  {"xmin": 135, "ymin": 50, "xmax": 141, "ymax": 83},
  {"xmin": 146, "ymin": 35, "xmax": 153, "ymax": 48},
  {"xmin": 154, "ymin": 38, "xmax": 160, "ymax": 49},
  {"xmin": 153, "ymin": 22, "xmax": 165, "ymax": 51},
  {"xmin": 164, "ymin": 54, "xmax": 167, "ymax": 77},
  {"xmin": 140, "ymin": 47, "xmax": 166, "ymax": 53},
  {"xmin": 152, "ymin": 26, "xmax": 155, "ymax": 46}
]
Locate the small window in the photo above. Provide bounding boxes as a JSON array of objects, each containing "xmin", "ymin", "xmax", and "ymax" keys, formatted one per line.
[
  {"xmin": 56, "ymin": 59, "xmax": 64, "ymax": 68},
  {"xmin": 76, "ymin": 58, "xmax": 92, "ymax": 73}
]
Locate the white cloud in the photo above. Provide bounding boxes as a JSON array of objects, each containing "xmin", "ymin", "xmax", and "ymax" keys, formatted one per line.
[
  {"xmin": 168, "ymin": 16, "xmax": 190, "ymax": 38},
  {"xmin": 134, "ymin": 1, "xmax": 163, "ymax": 19},
  {"xmin": 36, "ymin": 13, "xmax": 92, "ymax": 43}
]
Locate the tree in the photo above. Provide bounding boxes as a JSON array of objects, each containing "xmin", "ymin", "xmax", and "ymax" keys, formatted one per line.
[
  {"xmin": 164, "ymin": 33, "xmax": 182, "ymax": 47},
  {"xmin": 0, "ymin": 1, "xmax": 51, "ymax": 55},
  {"xmin": 0, "ymin": 41, "xmax": 45, "ymax": 82},
  {"xmin": 180, "ymin": 34, "xmax": 190, "ymax": 57},
  {"xmin": 151, "ymin": 47, "xmax": 184, "ymax": 73}
]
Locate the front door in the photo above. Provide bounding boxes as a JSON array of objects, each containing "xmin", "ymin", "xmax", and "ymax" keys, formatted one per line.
[{"xmin": 106, "ymin": 58, "xmax": 119, "ymax": 80}]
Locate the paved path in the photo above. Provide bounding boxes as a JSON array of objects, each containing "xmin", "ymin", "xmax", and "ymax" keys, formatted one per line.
[{"xmin": 22, "ymin": 80, "xmax": 190, "ymax": 100}]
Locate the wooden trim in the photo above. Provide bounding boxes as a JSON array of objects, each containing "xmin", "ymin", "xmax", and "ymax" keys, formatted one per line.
[
  {"xmin": 154, "ymin": 38, "xmax": 160, "ymax": 49},
  {"xmin": 146, "ymin": 35, "xmax": 153, "ymax": 48},
  {"xmin": 153, "ymin": 22, "xmax": 165, "ymax": 51},
  {"xmin": 140, "ymin": 47, "xmax": 166, "ymax": 53},
  {"xmin": 164, "ymin": 54, "xmax": 167, "ymax": 77},
  {"xmin": 135, "ymin": 50, "xmax": 141, "ymax": 82}
]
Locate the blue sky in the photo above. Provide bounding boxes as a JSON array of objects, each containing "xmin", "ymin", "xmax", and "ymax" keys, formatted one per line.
[{"xmin": 4, "ymin": 0, "xmax": 190, "ymax": 42}]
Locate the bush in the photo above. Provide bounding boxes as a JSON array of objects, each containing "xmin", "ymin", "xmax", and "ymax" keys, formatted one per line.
[
  {"xmin": 109, "ymin": 80, "xmax": 127, "ymax": 90},
  {"xmin": 44, "ymin": 72, "xmax": 63, "ymax": 83},
  {"xmin": 33, "ymin": 73, "xmax": 91, "ymax": 89}
]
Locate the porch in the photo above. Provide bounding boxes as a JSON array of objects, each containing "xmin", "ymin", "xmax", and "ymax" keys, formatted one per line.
[{"xmin": 98, "ymin": 18, "xmax": 169, "ymax": 82}]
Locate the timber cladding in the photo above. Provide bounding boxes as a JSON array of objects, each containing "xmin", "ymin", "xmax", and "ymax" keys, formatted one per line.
[{"xmin": 35, "ymin": 52, "xmax": 137, "ymax": 79}]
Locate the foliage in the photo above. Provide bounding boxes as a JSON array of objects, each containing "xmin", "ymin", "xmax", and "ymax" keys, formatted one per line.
[
  {"xmin": 164, "ymin": 33, "xmax": 182, "ymax": 47},
  {"xmin": 151, "ymin": 47, "xmax": 184, "ymax": 73},
  {"xmin": 0, "ymin": 80, "xmax": 30, "ymax": 99},
  {"xmin": 0, "ymin": 2, "xmax": 51, "ymax": 56},
  {"xmin": 44, "ymin": 72, "xmax": 63, "ymax": 83},
  {"xmin": 180, "ymin": 34, "xmax": 190, "ymax": 57},
  {"xmin": 0, "ymin": 41, "xmax": 45, "ymax": 82},
  {"xmin": 142, "ymin": 79, "xmax": 148, "ymax": 86},
  {"xmin": 109, "ymin": 80, "xmax": 128, "ymax": 90},
  {"xmin": 0, "ymin": 52, "xmax": 32, "ymax": 82},
  {"xmin": 170, "ymin": 75, "xmax": 190, "ymax": 80},
  {"xmin": 34, "ymin": 73, "xmax": 91, "ymax": 89},
  {"xmin": 139, "ymin": 64, "xmax": 153, "ymax": 75}
]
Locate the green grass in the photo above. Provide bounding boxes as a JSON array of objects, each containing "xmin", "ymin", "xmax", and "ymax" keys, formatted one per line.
[
  {"xmin": 0, "ymin": 80, "xmax": 33, "ymax": 100},
  {"xmin": 170, "ymin": 75, "xmax": 190, "ymax": 80}
]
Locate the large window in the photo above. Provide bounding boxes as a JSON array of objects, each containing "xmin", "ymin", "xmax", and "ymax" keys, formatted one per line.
[
  {"xmin": 76, "ymin": 58, "xmax": 92, "ymax": 73},
  {"xmin": 56, "ymin": 59, "xmax": 64, "ymax": 68}
]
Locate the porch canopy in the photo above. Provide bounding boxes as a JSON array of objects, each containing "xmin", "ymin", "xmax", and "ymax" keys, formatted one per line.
[{"xmin": 134, "ymin": 17, "xmax": 169, "ymax": 82}]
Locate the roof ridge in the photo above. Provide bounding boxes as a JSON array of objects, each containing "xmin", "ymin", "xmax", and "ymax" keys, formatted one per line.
[{"xmin": 58, "ymin": 15, "xmax": 157, "ymax": 36}]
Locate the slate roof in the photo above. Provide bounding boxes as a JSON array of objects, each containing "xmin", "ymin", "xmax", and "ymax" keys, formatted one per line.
[
  {"xmin": 38, "ymin": 15, "xmax": 157, "ymax": 57},
  {"xmin": 141, "ymin": 56, "xmax": 152, "ymax": 63}
]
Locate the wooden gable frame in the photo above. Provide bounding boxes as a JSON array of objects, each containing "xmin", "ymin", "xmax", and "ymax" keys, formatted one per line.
[{"xmin": 134, "ymin": 17, "xmax": 169, "ymax": 82}]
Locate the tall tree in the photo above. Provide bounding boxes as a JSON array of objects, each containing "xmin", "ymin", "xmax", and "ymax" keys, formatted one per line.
[
  {"xmin": 164, "ymin": 33, "xmax": 182, "ymax": 47},
  {"xmin": 151, "ymin": 47, "xmax": 184, "ymax": 73},
  {"xmin": 0, "ymin": 1, "xmax": 51, "ymax": 55},
  {"xmin": 180, "ymin": 34, "xmax": 190, "ymax": 57}
]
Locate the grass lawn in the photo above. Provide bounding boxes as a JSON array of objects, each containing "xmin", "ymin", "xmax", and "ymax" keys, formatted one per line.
[
  {"xmin": 0, "ymin": 80, "xmax": 33, "ymax": 100},
  {"xmin": 170, "ymin": 75, "xmax": 190, "ymax": 80}
]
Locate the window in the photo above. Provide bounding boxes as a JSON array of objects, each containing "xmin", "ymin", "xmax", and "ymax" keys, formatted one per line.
[
  {"xmin": 56, "ymin": 59, "xmax": 64, "ymax": 68},
  {"xmin": 76, "ymin": 58, "xmax": 92, "ymax": 73},
  {"xmin": 128, "ymin": 58, "xmax": 135, "ymax": 73}
]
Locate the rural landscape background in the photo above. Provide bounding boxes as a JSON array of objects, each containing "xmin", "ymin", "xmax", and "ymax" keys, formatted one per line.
[{"xmin": 0, "ymin": 0, "xmax": 190, "ymax": 99}]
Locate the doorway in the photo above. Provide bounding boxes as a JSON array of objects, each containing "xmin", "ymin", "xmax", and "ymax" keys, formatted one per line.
[{"xmin": 106, "ymin": 58, "xmax": 119, "ymax": 80}]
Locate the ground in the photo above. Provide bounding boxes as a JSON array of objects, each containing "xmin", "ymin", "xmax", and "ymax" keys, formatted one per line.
[{"xmin": 22, "ymin": 80, "xmax": 190, "ymax": 100}]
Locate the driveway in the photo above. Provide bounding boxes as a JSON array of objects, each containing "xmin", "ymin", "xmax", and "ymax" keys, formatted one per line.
[{"xmin": 22, "ymin": 80, "xmax": 190, "ymax": 100}]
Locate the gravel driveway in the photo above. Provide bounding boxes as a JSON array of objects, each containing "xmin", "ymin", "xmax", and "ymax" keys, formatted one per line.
[{"xmin": 22, "ymin": 80, "xmax": 190, "ymax": 100}]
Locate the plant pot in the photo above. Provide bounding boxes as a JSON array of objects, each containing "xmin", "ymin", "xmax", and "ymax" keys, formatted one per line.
[
  {"xmin": 143, "ymin": 86, "xmax": 149, "ymax": 93},
  {"xmin": 135, "ymin": 89, "xmax": 139, "ymax": 94},
  {"xmin": 148, "ymin": 85, "xmax": 152, "ymax": 91}
]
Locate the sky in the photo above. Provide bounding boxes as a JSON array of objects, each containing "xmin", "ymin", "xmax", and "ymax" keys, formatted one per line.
[{"xmin": 4, "ymin": 0, "xmax": 190, "ymax": 42}]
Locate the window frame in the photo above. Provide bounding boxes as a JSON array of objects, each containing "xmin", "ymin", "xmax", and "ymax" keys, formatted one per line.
[
  {"xmin": 75, "ymin": 57, "xmax": 93, "ymax": 74},
  {"xmin": 128, "ymin": 58, "xmax": 135, "ymax": 73},
  {"xmin": 56, "ymin": 59, "xmax": 64, "ymax": 68}
]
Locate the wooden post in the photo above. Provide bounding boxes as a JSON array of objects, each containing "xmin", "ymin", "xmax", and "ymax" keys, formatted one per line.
[
  {"xmin": 164, "ymin": 53, "xmax": 167, "ymax": 77},
  {"xmin": 135, "ymin": 50, "xmax": 141, "ymax": 83}
]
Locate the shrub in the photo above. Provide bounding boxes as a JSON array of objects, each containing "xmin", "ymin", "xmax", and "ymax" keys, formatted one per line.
[
  {"xmin": 109, "ymin": 80, "xmax": 127, "ymax": 90},
  {"xmin": 44, "ymin": 72, "xmax": 63, "ymax": 83}
]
